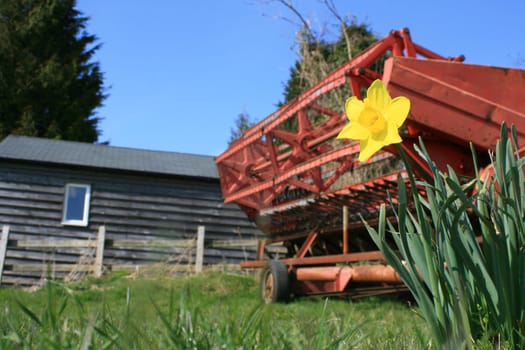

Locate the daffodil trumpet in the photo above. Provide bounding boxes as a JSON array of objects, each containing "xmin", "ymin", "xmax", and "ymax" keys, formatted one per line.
[{"xmin": 337, "ymin": 79, "xmax": 410, "ymax": 162}]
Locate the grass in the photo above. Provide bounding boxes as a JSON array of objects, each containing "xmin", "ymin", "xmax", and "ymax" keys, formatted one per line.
[
  {"xmin": 367, "ymin": 127, "xmax": 525, "ymax": 349},
  {"xmin": 0, "ymin": 271, "xmax": 429, "ymax": 349}
]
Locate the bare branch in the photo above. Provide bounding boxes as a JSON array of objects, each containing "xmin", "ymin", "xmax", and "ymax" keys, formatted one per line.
[
  {"xmin": 321, "ymin": 0, "xmax": 352, "ymax": 60},
  {"xmin": 273, "ymin": 0, "xmax": 313, "ymax": 40}
]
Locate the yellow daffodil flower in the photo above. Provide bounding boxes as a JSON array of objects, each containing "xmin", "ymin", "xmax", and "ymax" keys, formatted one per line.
[{"xmin": 337, "ymin": 79, "xmax": 410, "ymax": 162}]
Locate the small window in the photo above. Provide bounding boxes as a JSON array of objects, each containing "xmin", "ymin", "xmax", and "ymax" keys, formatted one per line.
[{"xmin": 62, "ymin": 183, "xmax": 91, "ymax": 226}]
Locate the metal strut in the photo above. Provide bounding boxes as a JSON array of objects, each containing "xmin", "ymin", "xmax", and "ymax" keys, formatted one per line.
[{"xmin": 217, "ymin": 28, "xmax": 525, "ymax": 300}]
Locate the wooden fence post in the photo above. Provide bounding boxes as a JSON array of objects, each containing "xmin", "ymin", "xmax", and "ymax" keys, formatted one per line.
[
  {"xmin": 343, "ymin": 205, "xmax": 349, "ymax": 254},
  {"xmin": 195, "ymin": 225, "xmax": 205, "ymax": 273},
  {"xmin": 0, "ymin": 225, "xmax": 9, "ymax": 283},
  {"xmin": 94, "ymin": 225, "xmax": 106, "ymax": 277}
]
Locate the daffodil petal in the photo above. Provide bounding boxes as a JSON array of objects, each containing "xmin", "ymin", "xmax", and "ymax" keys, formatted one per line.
[
  {"xmin": 383, "ymin": 121, "xmax": 403, "ymax": 145},
  {"xmin": 340, "ymin": 79, "xmax": 410, "ymax": 162},
  {"xmin": 358, "ymin": 137, "xmax": 384, "ymax": 162},
  {"xmin": 337, "ymin": 122, "xmax": 370, "ymax": 140},
  {"xmin": 386, "ymin": 96, "xmax": 410, "ymax": 127},
  {"xmin": 366, "ymin": 80, "xmax": 390, "ymax": 112},
  {"xmin": 344, "ymin": 97, "xmax": 364, "ymax": 122}
]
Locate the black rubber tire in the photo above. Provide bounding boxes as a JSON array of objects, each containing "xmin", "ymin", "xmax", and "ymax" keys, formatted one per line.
[{"xmin": 260, "ymin": 260, "xmax": 290, "ymax": 303}]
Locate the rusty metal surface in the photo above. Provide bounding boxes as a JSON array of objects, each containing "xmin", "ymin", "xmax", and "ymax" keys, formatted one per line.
[
  {"xmin": 295, "ymin": 265, "xmax": 401, "ymax": 283},
  {"xmin": 240, "ymin": 250, "xmax": 386, "ymax": 269},
  {"xmin": 384, "ymin": 56, "xmax": 525, "ymax": 174},
  {"xmin": 217, "ymin": 28, "xmax": 525, "ymax": 297},
  {"xmin": 291, "ymin": 265, "xmax": 402, "ymax": 296},
  {"xmin": 217, "ymin": 27, "xmax": 525, "ymax": 238},
  {"xmin": 215, "ymin": 29, "xmax": 452, "ymax": 217},
  {"xmin": 292, "ymin": 265, "xmax": 403, "ymax": 296}
]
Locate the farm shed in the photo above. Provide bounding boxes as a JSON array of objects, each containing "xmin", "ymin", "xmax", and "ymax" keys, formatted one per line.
[{"xmin": 0, "ymin": 135, "xmax": 264, "ymax": 286}]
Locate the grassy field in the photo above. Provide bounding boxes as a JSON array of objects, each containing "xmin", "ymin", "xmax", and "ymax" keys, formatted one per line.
[{"xmin": 0, "ymin": 271, "xmax": 429, "ymax": 349}]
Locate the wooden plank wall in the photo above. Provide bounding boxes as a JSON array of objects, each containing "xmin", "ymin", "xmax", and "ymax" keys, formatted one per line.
[
  {"xmin": 0, "ymin": 224, "xmax": 285, "ymax": 286},
  {"xmin": 0, "ymin": 162, "xmax": 273, "ymax": 286}
]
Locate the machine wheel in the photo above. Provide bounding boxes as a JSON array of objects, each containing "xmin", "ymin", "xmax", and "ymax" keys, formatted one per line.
[{"xmin": 261, "ymin": 260, "xmax": 290, "ymax": 303}]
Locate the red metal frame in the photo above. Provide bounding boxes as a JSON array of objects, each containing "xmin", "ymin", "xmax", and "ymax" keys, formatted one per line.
[
  {"xmin": 215, "ymin": 28, "xmax": 525, "ymax": 299},
  {"xmin": 216, "ymin": 29, "xmax": 465, "ymax": 214}
]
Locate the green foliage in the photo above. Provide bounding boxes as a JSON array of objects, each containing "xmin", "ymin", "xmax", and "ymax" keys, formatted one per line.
[
  {"xmin": 277, "ymin": 21, "xmax": 377, "ymax": 134},
  {"xmin": 228, "ymin": 111, "xmax": 256, "ymax": 145},
  {"xmin": 0, "ymin": 272, "xmax": 428, "ymax": 349},
  {"xmin": 281, "ymin": 22, "xmax": 377, "ymax": 105},
  {"xmin": 366, "ymin": 123, "xmax": 525, "ymax": 349},
  {"xmin": 0, "ymin": 0, "xmax": 106, "ymax": 142}
]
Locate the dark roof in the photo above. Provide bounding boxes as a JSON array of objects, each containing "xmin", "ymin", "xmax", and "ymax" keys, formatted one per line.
[{"xmin": 0, "ymin": 135, "xmax": 219, "ymax": 179}]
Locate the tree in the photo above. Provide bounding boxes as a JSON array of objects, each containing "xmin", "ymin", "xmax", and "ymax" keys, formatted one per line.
[
  {"xmin": 228, "ymin": 112, "xmax": 256, "ymax": 145},
  {"xmin": 281, "ymin": 22, "xmax": 378, "ymax": 105},
  {"xmin": 275, "ymin": 1, "xmax": 378, "ymax": 132},
  {"xmin": 0, "ymin": 0, "xmax": 106, "ymax": 142},
  {"xmin": 227, "ymin": 2, "xmax": 377, "ymax": 142},
  {"xmin": 265, "ymin": 0, "xmax": 378, "ymax": 108}
]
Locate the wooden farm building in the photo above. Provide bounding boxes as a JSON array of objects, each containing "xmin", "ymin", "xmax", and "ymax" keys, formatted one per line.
[{"xmin": 0, "ymin": 135, "xmax": 263, "ymax": 286}]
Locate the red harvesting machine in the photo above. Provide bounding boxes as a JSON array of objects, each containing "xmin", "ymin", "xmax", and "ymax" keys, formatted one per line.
[{"xmin": 215, "ymin": 28, "xmax": 525, "ymax": 302}]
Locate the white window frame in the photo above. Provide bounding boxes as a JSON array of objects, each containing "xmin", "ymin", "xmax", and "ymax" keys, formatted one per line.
[{"xmin": 62, "ymin": 183, "xmax": 91, "ymax": 226}]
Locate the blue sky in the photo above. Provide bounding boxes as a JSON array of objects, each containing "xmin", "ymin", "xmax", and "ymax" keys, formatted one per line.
[{"xmin": 76, "ymin": 0, "xmax": 525, "ymax": 156}]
